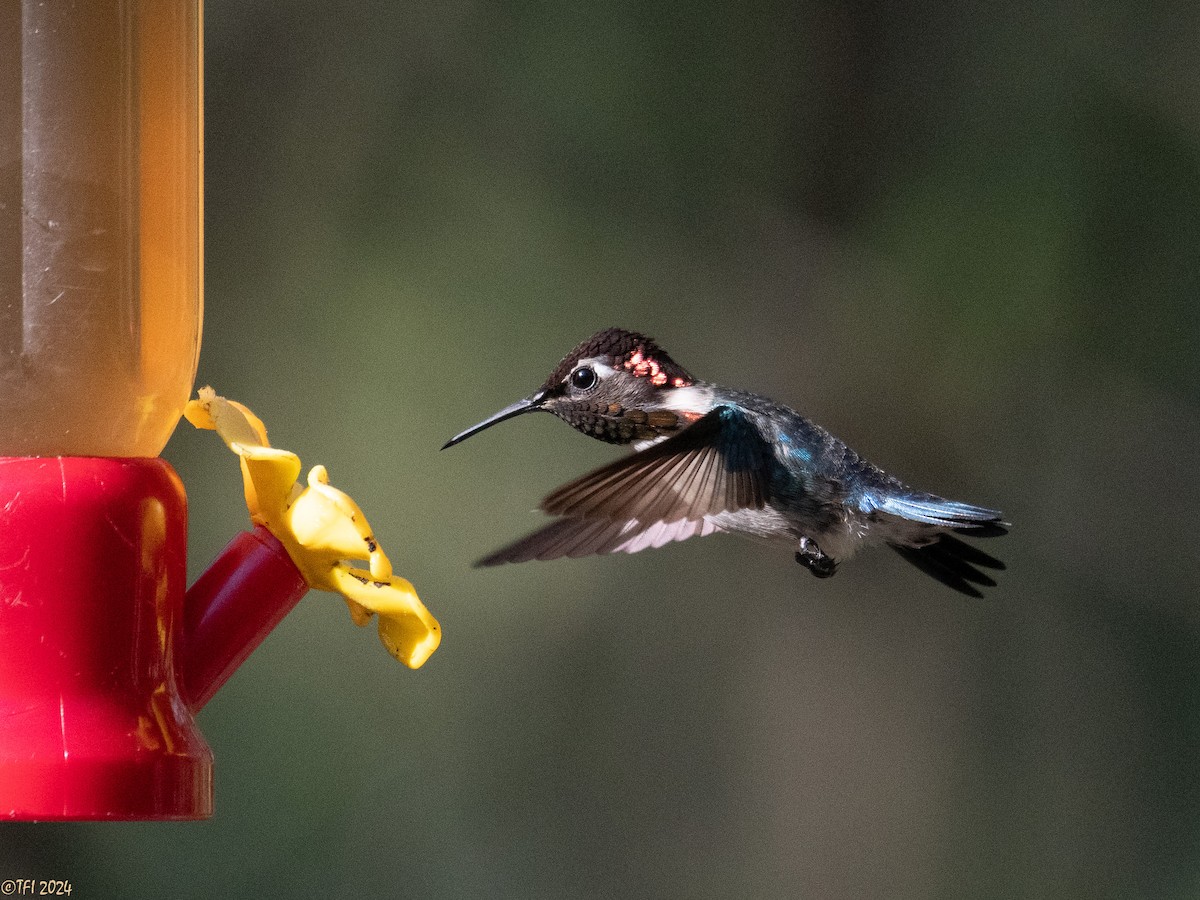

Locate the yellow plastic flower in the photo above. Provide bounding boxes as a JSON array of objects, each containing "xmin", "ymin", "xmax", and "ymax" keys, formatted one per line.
[{"xmin": 184, "ymin": 387, "xmax": 441, "ymax": 668}]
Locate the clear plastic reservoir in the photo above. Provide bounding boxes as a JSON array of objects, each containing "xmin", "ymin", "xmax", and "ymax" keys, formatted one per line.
[{"xmin": 0, "ymin": 1, "xmax": 201, "ymax": 457}]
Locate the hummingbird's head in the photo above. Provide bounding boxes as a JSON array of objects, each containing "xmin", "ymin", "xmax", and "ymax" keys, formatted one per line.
[{"xmin": 442, "ymin": 328, "xmax": 708, "ymax": 449}]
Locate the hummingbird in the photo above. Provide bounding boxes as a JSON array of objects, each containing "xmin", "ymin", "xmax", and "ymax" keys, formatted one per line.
[{"xmin": 442, "ymin": 328, "xmax": 1007, "ymax": 596}]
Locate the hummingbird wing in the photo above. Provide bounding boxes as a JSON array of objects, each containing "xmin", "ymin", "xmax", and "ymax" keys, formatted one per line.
[
  {"xmin": 475, "ymin": 406, "xmax": 769, "ymax": 566},
  {"xmin": 539, "ymin": 405, "xmax": 774, "ymax": 524},
  {"xmin": 475, "ymin": 515, "xmax": 724, "ymax": 566}
]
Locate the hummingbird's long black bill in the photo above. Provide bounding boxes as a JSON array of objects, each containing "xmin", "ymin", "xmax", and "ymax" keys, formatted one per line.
[{"xmin": 441, "ymin": 391, "xmax": 546, "ymax": 450}]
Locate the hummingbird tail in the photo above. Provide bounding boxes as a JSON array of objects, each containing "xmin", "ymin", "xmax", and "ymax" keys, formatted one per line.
[
  {"xmin": 889, "ymin": 535, "xmax": 1005, "ymax": 598},
  {"xmin": 877, "ymin": 493, "xmax": 1006, "ymax": 532},
  {"xmin": 879, "ymin": 492, "xmax": 1007, "ymax": 597}
]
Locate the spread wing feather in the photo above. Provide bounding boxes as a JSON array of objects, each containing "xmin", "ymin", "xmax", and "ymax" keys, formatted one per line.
[
  {"xmin": 540, "ymin": 406, "xmax": 773, "ymax": 524},
  {"xmin": 477, "ymin": 407, "xmax": 769, "ymax": 565},
  {"xmin": 476, "ymin": 516, "xmax": 723, "ymax": 566}
]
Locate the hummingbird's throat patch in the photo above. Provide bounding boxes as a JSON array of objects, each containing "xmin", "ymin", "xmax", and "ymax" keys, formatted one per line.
[{"xmin": 623, "ymin": 347, "xmax": 692, "ymax": 388}]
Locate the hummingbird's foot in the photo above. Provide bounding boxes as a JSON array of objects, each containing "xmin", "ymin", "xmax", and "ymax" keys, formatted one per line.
[{"xmin": 796, "ymin": 537, "xmax": 838, "ymax": 579}]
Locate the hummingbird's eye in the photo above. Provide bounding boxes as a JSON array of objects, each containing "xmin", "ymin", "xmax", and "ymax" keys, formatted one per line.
[{"xmin": 570, "ymin": 366, "xmax": 598, "ymax": 391}]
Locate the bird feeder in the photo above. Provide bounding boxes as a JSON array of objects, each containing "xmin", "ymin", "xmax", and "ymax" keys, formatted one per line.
[{"xmin": 0, "ymin": 1, "xmax": 439, "ymax": 821}]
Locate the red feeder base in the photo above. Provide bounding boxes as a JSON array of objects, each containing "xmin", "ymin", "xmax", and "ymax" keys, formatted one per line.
[{"xmin": 0, "ymin": 457, "xmax": 212, "ymax": 820}]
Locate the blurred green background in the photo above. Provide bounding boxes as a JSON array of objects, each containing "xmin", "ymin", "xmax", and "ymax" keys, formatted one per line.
[{"xmin": 7, "ymin": 0, "xmax": 1200, "ymax": 896}]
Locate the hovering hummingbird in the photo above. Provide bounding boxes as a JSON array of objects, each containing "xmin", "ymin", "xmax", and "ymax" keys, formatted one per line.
[{"xmin": 442, "ymin": 328, "xmax": 1007, "ymax": 596}]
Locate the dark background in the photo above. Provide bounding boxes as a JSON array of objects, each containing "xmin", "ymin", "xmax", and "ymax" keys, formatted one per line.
[{"xmin": 7, "ymin": 1, "xmax": 1200, "ymax": 896}]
